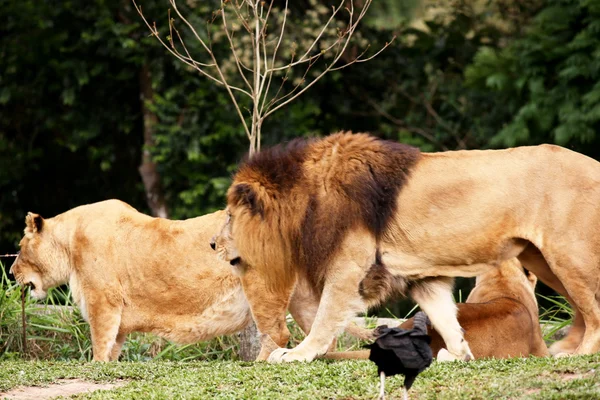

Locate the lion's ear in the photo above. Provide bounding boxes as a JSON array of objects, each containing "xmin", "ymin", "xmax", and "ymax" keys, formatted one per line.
[
  {"xmin": 25, "ymin": 212, "xmax": 44, "ymax": 234},
  {"xmin": 230, "ymin": 183, "xmax": 264, "ymax": 217}
]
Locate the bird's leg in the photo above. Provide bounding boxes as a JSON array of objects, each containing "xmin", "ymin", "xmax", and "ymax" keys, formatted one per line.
[{"xmin": 378, "ymin": 371, "xmax": 386, "ymax": 400}]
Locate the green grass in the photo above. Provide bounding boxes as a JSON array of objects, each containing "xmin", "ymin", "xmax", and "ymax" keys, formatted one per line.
[
  {"xmin": 538, "ymin": 294, "xmax": 575, "ymax": 342},
  {"xmin": 0, "ymin": 355, "xmax": 598, "ymax": 399}
]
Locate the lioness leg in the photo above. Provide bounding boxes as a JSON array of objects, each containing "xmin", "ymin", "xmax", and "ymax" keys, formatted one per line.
[
  {"xmin": 87, "ymin": 297, "xmax": 122, "ymax": 361},
  {"xmin": 539, "ymin": 249, "xmax": 600, "ymax": 354},
  {"xmin": 410, "ymin": 277, "xmax": 474, "ymax": 361},
  {"xmin": 268, "ymin": 261, "xmax": 369, "ymax": 363},
  {"xmin": 240, "ymin": 268, "xmax": 294, "ymax": 361},
  {"xmin": 287, "ymin": 279, "xmax": 341, "ymax": 352},
  {"xmin": 552, "ymin": 313, "xmax": 586, "ymax": 355},
  {"xmin": 288, "ymin": 277, "xmax": 373, "ymax": 346},
  {"xmin": 288, "ymin": 278, "xmax": 320, "ymax": 335},
  {"xmin": 109, "ymin": 332, "xmax": 127, "ymax": 361},
  {"xmin": 518, "ymin": 245, "xmax": 584, "ymax": 355}
]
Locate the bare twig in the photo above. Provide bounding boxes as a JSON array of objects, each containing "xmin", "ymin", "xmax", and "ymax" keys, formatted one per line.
[
  {"xmin": 230, "ymin": 0, "xmax": 252, "ymax": 33},
  {"xmin": 133, "ymin": 0, "xmax": 252, "ymax": 142},
  {"xmin": 259, "ymin": 0, "xmax": 288, "ymax": 112},
  {"xmin": 265, "ymin": 53, "xmax": 294, "ymax": 111},
  {"xmin": 21, "ymin": 285, "xmax": 27, "ymax": 355},
  {"xmin": 221, "ymin": 1, "xmax": 253, "ymax": 93},
  {"xmin": 353, "ymin": 87, "xmax": 448, "ymax": 151},
  {"xmin": 329, "ymin": 37, "xmax": 396, "ymax": 71},
  {"xmin": 133, "ymin": 0, "xmax": 386, "ymax": 153},
  {"xmin": 250, "ymin": 0, "xmax": 263, "ymax": 154},
  {"xmin": 169, "ymin": 0, "xmax": 253, "ymax": 140},
  {"xmin": 394, "ymin": 81, "xmax": 465, "ymax": 149},
  {"xmin": 420, "ymin": 93, "xmax": 465, "ymax": 149},
  {"xmin": 266, "ymin": 0, "xmax": 346, "ymax": 73},
  {"xmin": 265, "ymin": 54, "xmax": 321, "ymax": 113},
  {"xmin": 263, "ymin": 0, "xmax": 375, "ymax": 119}
]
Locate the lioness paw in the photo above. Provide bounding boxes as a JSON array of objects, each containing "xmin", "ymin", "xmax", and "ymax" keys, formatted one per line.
[
  {"xmin": 548, "ymin": 340, "xmax": 578, "ymax": 356},
  {"xmin": 267, "ymin": 347, "xmax": 316, "ymax": 363},
  {"xmin": 436, "ymin": 348, "xmax": 474, "ymax": 362},
  {"xmin": 554, "ymin": 352, "xmax": 573, "ymax": 358},
  {"xmin": 436, "ymin": 349, "xmax": 455, "ymax": 362}
]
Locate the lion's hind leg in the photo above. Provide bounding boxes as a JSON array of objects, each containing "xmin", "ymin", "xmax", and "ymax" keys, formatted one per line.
[{"xmin": 410, "ymin": 277, "xmax": 474, "ymax": 362}]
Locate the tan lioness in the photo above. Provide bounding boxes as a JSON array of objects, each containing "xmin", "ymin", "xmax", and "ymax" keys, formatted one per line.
[
  {"xmin": 9, "ymin": 200, "xmax": 358, "ymax": 361},
  {"xmin": 400, "ymin": 259, "xmax": 549, "ymax": 359},
  {"xmin": 213, "ymin": 131, "xmax": 600, "ymax": 363}
]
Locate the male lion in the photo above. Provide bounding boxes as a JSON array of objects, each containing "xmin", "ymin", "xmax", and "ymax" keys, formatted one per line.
[
  {"xmin": 401, "ymin": 258, "xmax": 549, "ymax": 359},
  {"xmin": 213, "ymin": 131, "xmax": 600, "ymax": 363},
  {"xmin": 9, "ymin": 200, "xmax": 355, "ymax": 361}
]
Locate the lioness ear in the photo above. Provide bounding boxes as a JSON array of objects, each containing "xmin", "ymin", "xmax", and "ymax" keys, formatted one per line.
[
  {"xmin": 25, "ymin": 212, "xmax": 44, "ymax": 234},
  {"xmin": 524, "ymin": 268, "xmax": 538, "ymax": 289},
  {"xmin": 230, "ymin": 183, "xmax": 264, "ymax": 217}
]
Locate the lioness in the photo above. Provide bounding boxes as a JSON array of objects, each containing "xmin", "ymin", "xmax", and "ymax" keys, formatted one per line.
[
  {"xmin": 401, "ymin": 258, "xmax": 548, "ymax": 359},
  {"xmin": 9, "ymin": 200, "xmax": 345, "ymax": 361},
  {"xmin": 213, "ymin": 131, "xmax": 600, "ymax": 363}
]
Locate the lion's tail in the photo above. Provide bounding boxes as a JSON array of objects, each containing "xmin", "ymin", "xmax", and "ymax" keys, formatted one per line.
[
  {"xmin": 321, "ymin": 350, "xmax": 371, "ymax": 360},
  {"xmin": 344, "ymin": 321, "xmax": 377, "ymax": 340}
]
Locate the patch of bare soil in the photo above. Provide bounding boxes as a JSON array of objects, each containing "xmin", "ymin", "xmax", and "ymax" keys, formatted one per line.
[
  {"xmin": 558, "ymin": 369, "xmax": 596, "ymax": 381},
  {"xmin": 523, "ymin": 387, "xmax": 541, "ymax": 396},
  {"xmin": 0, "ymin": 379, "xmax": 126, "ymax": 400},
  {"xmin": 560, "ymin": 372, "xmax": 585, "ymax": 381}
]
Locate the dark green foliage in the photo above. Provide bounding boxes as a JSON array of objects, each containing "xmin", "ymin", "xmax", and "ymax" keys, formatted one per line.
[
  {"xmin": 0, "ymin": 0, "xmax": 241, "ymax": 242},
  {"xmin": 309, "ymin": 1, "xmax": 534, "ymax": 153},
  {"xmin": 1, "ymin": 0, "xmax": 150, "ymax": 246},
  {"xmin": 466, "ymin": 0, "xmax": 600, "ymax": 156}
]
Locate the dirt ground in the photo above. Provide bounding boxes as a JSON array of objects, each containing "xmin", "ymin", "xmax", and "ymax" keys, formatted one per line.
[{"xmin": 1, "ymin": 379, "xmax": 126, "ymax": 400}]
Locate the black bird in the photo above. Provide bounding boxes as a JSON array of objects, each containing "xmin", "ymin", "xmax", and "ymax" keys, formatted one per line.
[{"xmin": 368, "ymin": 311, "xmax": 433, "ymax": 399}]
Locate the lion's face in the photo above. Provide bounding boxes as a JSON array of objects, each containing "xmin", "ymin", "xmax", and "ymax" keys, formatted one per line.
[
  {"xmin": 211, "ymin": 209, "xmax": 242, "ymax": 267},
  {"xmin": 10, "ymin": 212, "xmax": 69, "ymax": 300}
]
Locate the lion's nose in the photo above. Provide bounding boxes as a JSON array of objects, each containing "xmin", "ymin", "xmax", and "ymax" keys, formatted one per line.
[{"xmin": 210, "ymin": 241, "xmax": 216, "ymax": 250}]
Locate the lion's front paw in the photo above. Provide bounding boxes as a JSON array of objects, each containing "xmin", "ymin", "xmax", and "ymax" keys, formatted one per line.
[{"xmin": 267, "ymin": 347, "xmax": 317, "ymax": 363}]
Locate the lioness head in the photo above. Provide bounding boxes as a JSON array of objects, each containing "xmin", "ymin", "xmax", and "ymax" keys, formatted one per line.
[
  {"xmin": 467, "ymin": 258, "xmax": 537, "ymax": 305},
  {"xmin": 211, "ymin": 209, "xmax": 242, "ymax": 267},
  {"xmin": 9, "ymin": 212, "xmax": 69, "ymax": 300}
]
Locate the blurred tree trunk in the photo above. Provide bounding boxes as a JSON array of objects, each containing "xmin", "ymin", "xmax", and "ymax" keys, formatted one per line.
[
  {"xmin": 139, "ymin": 64, "xmax": 169, "ymax": 218},
  {"xmin": 238, "ymin": 321, "xmax": 262, "ymax": 361}
]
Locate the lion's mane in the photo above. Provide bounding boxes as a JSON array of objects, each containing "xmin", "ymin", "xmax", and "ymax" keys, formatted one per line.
[{"xmin": 228, "ymin": 132, "xmax": 421, "ymax": 290}]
